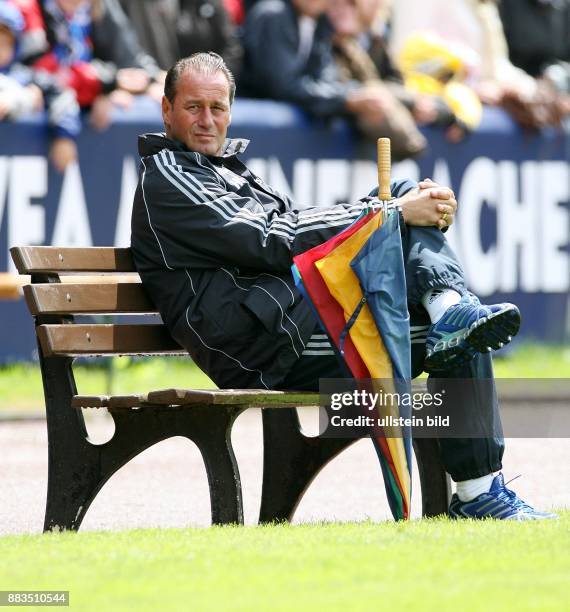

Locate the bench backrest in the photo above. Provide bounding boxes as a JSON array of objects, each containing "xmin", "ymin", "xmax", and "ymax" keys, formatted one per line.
[{"xmin": 10, "ymin": 246, "xmax": 184, "ymax": 357}]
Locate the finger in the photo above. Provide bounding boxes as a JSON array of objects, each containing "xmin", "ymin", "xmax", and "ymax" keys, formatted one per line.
[
  {"xmin": 429, "ymin": 188, "xmax": 453, "ymax": 200},
  {"xmin": 437, "ymin": 203, "xmax": 455, "ymax": 215},
  {"xmin": 445, "ymin": 197, "xmax": 458, "ymax": 212},
  {"xmin": 437, "ymin": 213, "xmax": 453, "ymax": 228}
]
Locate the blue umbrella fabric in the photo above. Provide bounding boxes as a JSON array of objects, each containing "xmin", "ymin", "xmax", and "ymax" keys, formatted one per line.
[{"xmin": 350, "ymin": 210, "xmax": 413, "ymax": 473}]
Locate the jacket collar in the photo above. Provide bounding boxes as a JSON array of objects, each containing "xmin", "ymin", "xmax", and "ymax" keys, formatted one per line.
[{"xmin": 138, "ymin": 132, "xmax": 250, "ymax": 159}]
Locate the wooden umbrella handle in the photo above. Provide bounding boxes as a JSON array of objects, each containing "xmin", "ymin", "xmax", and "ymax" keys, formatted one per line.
[{"xmin": 377, "ymin": 137, "xmax": 391, "ymax": 201}]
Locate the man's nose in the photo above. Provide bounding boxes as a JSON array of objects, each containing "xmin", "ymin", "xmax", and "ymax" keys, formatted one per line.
[{"xmin": 197, "ymin": 107, "xmax": 214, "ymax": 127}]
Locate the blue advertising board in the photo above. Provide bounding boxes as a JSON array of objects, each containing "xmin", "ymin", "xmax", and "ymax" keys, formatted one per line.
[{"xmin": 0, "ymin": 98, "xmax": 568, "ymax": 361}]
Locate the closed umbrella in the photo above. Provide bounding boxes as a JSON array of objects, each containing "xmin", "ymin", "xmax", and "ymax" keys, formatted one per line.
[{"xmin": 315, "ymin": 210, "xmax": 412, "ymax": 519}]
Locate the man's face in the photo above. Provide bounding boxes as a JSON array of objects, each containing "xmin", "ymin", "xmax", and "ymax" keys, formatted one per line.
[
  {"xmin": 0, "ymin": 26, "xmax": 15, "ymax": 68},
  {"xmin": 162, "ymin": 69, "xmax": 231, "ymax": 156}
]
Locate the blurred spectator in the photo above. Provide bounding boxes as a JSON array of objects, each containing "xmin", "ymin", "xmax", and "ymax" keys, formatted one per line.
[
  {"xmin": 241, "ymin": 0, "xmax": 424, "ymax": 159},
  {"xmin": 12, "ymin": 0, "xmax": 164, "ymax": 130},
  {"xmin": 389, "ymin": 0, "xmax": 528, "ymax": 88},
  {"xmin": 397, "ymin": 31, "xmax": 484, "ymax": 139},
  {"xmin": 500, "ymin": 0, "xmax": 570, "ymax": 79},
  {"xmin": 240, "ymin": 0, "xmax": 351, "ymax": 116},
  {"xmin": 118, "ymin": 0, "xmax": 243, "ymax": 74},
  {"xmin": 500, "ymin": 0, "xmax": 570, "ymax": 117},
  {"xmin": 390, "ymin": 0, "xmax": 564, "ymax": 131},
  {"xmin": 0, "ymin": 1, "xmax": 80, "ymax": 171},
  {"xmin": 328, "ymin": 0, "xmax": 462, "ymax": 155}
]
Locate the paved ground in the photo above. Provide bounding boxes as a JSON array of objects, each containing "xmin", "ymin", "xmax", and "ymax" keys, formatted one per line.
[{"xmin": 1, "ymin": 408, "xmax": 568, "ymax": 535}]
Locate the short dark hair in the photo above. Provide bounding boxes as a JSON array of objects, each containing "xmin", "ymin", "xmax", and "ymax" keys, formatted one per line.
[{"xmin": 164, "ymin": 53, "xmax": 236, "ymax": 104}]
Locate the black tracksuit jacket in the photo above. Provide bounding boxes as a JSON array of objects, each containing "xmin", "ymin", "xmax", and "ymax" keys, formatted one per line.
[{"xmin": 130, "ymin": 133, "xmax": 411, "ymax": 389}]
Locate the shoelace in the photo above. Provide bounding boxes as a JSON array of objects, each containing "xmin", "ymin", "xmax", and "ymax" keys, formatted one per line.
[
  {"xmin": 444, "ymin": 300, "xmax": 488, "ymax": 327},
  {"xmin": 499, "ymin": 475, "xmax": 536, "ymax": 512}
]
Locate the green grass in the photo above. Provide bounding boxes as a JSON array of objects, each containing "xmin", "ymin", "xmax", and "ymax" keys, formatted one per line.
[
  {"xmin": 0, "ymin": 357, "xmax": 215, "ymax": 412},
  {"xmin": 0, "ymin": 343, "xmax": 569, "ymax": 412},
  {"xmin": 0, "ymin": 515, "xmax": 568, "ymax": 611},
  {"xmin": 493, "ymin": 344, "xmax": 570, "ymax": 378}
]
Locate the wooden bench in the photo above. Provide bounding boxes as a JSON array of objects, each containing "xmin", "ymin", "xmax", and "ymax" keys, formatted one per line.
[{"xmin": 10, "ymin": 245, "xmax": 450, "ymax": 531}]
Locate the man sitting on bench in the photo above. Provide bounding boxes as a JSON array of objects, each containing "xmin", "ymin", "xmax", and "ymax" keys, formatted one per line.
[{"xmin": 131, "ymin": 52, "xmax": 556, "ymax": 521}]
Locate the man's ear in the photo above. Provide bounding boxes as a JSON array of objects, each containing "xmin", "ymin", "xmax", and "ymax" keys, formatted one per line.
[{"xmin": 162, "ymin": 95, "xmax": 171, "ymax": 131}]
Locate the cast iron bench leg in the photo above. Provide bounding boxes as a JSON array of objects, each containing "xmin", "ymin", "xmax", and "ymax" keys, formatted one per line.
[
  {"xmin": 178, "ymin": 405, "xmax": 244, "ymax": 525},
  {"xmin": 259, "ymin": 408, "xmax": 354, "ymax": 523},
  {"xmin": 260, "ymin": 409, "xmax": 451, "ymax": 522},
  {"xmin": 42, "ymin": 353, "xmax": 244, "ymax": 530},
  {"xmin": 105, "ymin": 405, "xmax": 244, "ymax": 527},
  {"xmin": 413, "ymin": 438, "xmax": 452, "ymax": 517},
  {"xmin": 41, "ymin": 355, "xmax": 98, "ymax": 532}
]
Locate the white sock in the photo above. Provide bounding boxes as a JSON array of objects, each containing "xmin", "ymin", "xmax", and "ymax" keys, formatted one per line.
[
  {"xmin": 421, "ymin": 288, "xmax": 462, "ymax": 323},
  {"xmin": 455, "ymin": 473, "xmax": 495, "ymax": 502}
]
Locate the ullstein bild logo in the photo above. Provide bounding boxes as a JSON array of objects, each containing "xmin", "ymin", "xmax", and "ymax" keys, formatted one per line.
[{"xmin": 329, "ymin": 390, "xmax": 445, "ymax": 412}]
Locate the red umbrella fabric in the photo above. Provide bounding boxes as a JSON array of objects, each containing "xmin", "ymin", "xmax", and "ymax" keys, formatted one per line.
[{"xmin": 292, "ymin": 212, "xmax": 374, "ymax": 379}]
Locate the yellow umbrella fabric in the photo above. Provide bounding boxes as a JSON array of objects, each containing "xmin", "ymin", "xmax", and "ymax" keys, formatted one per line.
[{"xmin": 315, "ymin": 213, "xmax": 411, "ymax": 512}]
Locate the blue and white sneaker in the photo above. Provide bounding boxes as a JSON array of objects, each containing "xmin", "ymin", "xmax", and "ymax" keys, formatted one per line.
[
  {"xmin": 449, "ymin": 474, "xmax": 558, "ymax": 520},
  {"xmin": 424, "ymin": 294, "xmax": 520, "ymax": 373}
]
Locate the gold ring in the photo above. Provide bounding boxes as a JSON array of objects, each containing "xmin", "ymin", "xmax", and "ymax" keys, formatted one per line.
[{"xmin": 441, "ymin": 212, "xmax": 449, "ymax": 223}]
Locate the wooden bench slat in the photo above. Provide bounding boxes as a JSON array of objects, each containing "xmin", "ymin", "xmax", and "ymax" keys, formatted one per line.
[
  {"xmin": 24, "ymin": 283, "xmax": 157, "ymax": 315},
  {"xmin": 108, "ymin": 394, "xmax": 149, "ymax": 409},
  {"xmin": 72, "ymin": 389, "xmax": 319, "ymax": 409},
  {"xmin": 71, "ymin": 395, "xmax": 110, "ymax": 408},
  {"xmin": 146, "ymin": 388, "xmax": 319, "ymax": 407},
  {"xmin": 71, "ymin": 395, "xmax": 148, "ymax": 409},
  {"xmin": 10, "ymin": 246, "xmax": 135, "ymax": 274},
  {"xmin": 37, "ymin": 324, "xmax": 184, "ymax": 356}
]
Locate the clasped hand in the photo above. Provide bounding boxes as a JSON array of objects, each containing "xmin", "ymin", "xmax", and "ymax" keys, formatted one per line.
[{"xmin": 398, "ymin": 178, "xmax": 457, "ymax": 229}]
